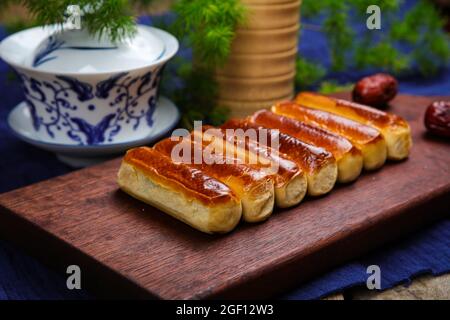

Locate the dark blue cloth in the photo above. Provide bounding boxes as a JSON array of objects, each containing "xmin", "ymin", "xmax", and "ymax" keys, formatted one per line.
[
  {"xmin": 283, "ymin": 220, "xmax": 450, "ymax": 299},
  {"xmin": 1, "ymin": 3, "xmax": 449, "ymax": 299}
]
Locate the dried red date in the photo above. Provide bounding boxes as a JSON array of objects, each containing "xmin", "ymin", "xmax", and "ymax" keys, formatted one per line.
[
  {"xmin": 425, "ymin": 101, "xmax": 450, "ymax": 138},
  {"xmin": 352, "ymin": 73, "xmax": 398, "ymax": 108}
]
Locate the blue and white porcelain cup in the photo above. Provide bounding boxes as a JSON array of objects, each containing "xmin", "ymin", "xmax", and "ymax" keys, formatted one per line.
[{"xmin": 0, "ymin": 25, "xmax": 179, "ymax": 145}]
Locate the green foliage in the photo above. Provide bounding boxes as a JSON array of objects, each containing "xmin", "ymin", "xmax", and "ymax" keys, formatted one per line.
[
  {"xmin": 172, "ymin": 0, "xmax": 246, "ymax": 68},
  {"xmin": 168, "ymin": 0, "xmax": 246, "ymax": 127},
  {"xmin": 322, "ymin": 1, "xmax": 354, "ymax": 72},
  {"xmin": 354, "ymin": 40, "xmax": 411, "ymax": 73},
  {"xmin": 168, "ymin": 58, "xmax": 228, "ymax": 130},
  {"xmin": 0, "ymin": 0, "xmax": 12, "ymax": 8},
  {"xmin": 301, "ymin": 0, "xmax": 449, "ymax": 80},
  {"xmin": 295, "ymin": 57, "xmax": 326, "ymax": 89},
  {"xmin": 2, "ymin": 0, "xmax": 154, "ymax": 42},
  {"xmin": 318, "ymin": 81, "xmax": 354, "ymax": 94},
  {"xmin": 398, "ymin": 0, "xmax": 450, "ymax": 75}
]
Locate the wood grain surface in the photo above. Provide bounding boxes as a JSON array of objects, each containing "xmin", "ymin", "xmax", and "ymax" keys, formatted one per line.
[{"xmin": 0, "ymin": 94, "xmax": 449, "ymax": 299}]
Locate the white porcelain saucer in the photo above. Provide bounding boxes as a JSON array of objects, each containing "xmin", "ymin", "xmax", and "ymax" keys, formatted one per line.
[{"xmin": 8, "ymin": 96, "xmax": 180, "ymax": 167}]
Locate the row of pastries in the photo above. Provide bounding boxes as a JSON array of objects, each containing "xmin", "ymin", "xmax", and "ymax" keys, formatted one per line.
[{"xmin": 117, "ymin": 92, "xmax": 412, "ymax": 234}]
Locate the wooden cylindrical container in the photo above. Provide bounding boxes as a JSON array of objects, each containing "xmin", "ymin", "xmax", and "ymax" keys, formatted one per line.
[
  {"xmin": 216, "ymin": 0, "xmax": 301, "ymax": 117},
  {"xmin": 216, "ymin": 47, "xmax": 297, "ymax": 78},
  {"xmin": 241, "ymin": 0, "xmax": 302, "ymax": 30},
  {"xmin": 216, "ymin": 71, "xmax": 295, "ymax": 101},
  {"xmin": 230, "ymin": 24, "xmax": 299, "ymax": 55}
]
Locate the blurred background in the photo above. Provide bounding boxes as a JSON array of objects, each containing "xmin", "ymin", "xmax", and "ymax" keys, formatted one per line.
[{"xmin": 0, "ymin": 0, "xmax": 449, "ymax": 125}]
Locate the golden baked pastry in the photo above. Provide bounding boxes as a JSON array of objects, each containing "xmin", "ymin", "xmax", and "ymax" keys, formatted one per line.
[
  {"xmin": 117, "ymin": 147, "xmax": 242, "ymax": 234},
  {"xmin": 249, "ymin": 110, "xmax": 363, "ymax": 183},
  {"xmin": 272, "ymin": 102, "xmax": 387, "ymax": 170},
  {"xmin": 295, "ymin": 92, "xmax": 412, "ymax": 160},
  {"xmin": 196, "ymin": 126, "xmax": 308, "ymax": 208},
  {"xmin": 221, "ymin": 119, "xmax": 338, "ymax": 196},
  {"xmin": 154, "ymin": 137, "xmax": 275, "ymax": 223}
]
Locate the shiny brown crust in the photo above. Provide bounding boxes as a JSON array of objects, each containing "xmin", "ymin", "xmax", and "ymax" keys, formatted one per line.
[
  {"xmin": 221, "ymin": 119, "xmax": 335, "ymax": 174},
  {"xmin": 198, "ymin": 125, "xmax": 302, "ymax": 188},
  {"xmin": 295, "ymin": 92, "xmax": 412, "ymax": 160},
  {"xmin": 272, "ymin": 102, "xmax": 384, "ymax": 146},
  {"xmin": 154, "ymin": 137, "xmax": 270, "ymax": 191},
  {"xmin": 296, "ymin": 92, "xmax": 408, "ymax": 129},
  {"xmin": 123, "ymin": 147, "xmax": 238, "ymax": 206},
  {"xmin": 249, "ymin": 110, "xmax": 361, "ymax": 161},
  {"xmin": 155, "ymin": 137, "xmax": 275, "ymax": 222}
]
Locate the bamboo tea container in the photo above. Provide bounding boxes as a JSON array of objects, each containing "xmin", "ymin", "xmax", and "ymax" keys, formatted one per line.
[
  {"xmin": 216, "ymin": 47, "xmax": 297, "ymax": 78},
  {"xmin": 218, "ymin": 95, "xmax": 293, "ymax": 118},
  {"xmin": 216, "ymin": 0, "xmax": 301, "ymax": 117},
  {"xmin": 242, "ymin": 0, "xmax": 302, "ymax": 30},
  {"xmin": 216, "ymin": 71, "xmax": 295, "ymax": 101}
]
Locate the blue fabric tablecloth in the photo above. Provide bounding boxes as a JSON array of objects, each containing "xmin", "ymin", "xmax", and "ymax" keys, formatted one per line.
[{"xmin": 0, "ymin": 3, "xmax": 449, "ymax": 299}]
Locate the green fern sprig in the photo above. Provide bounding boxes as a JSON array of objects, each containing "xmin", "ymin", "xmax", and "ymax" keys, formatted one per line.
[
  {"xmin": 4, "ymin": 0, "xmax": 153, "ymax": 42},
  {"xmin": 172, "ymin": 0, "xmax": 246, "ymax": 68}
]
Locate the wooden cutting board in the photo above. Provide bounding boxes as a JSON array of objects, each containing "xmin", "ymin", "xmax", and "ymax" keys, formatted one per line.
[{"xmin": 0, "ymin": 94, "xmax": 449, "ymax": 299}]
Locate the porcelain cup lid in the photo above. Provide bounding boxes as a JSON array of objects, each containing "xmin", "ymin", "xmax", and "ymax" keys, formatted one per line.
[{"xmin": 25, "ymin": 25, "xmax": 166, "ymax": 73}]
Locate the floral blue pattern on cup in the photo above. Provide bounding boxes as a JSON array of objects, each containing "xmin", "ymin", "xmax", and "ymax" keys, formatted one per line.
[
  {"xmin": 0, "ymin": 25, "xmax": 179, "ymax": 146},
  {"xmin": 19, "ymin": 66, "xmax": 164, "ymax": 145}
]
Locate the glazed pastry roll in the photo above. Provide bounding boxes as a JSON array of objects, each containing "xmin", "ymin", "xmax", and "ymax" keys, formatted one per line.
[
  {"xmin": 117, "ymin": 147, "xmax": 242, "ymax": 234},
  {"xmin": 222, "ymin": 119, "xmax": 338, "ymax": 196},
  {"xmin": 250, "ymin": 110, "xmax": 363, "ymax": 183},
  {"xmin": 154, "ymin": 137, "xmax": 275, "ymax": 223},
  {"xmin": 272, "ymin": 102, "xmax": 387, "ymax": 170},
  {"xmin": 197, "ymin": 126, "xmax": 308, "ymax": 208},
  {"xmin": 295, "ymin": 92, "xmax": 412, "ymax": 160}
]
